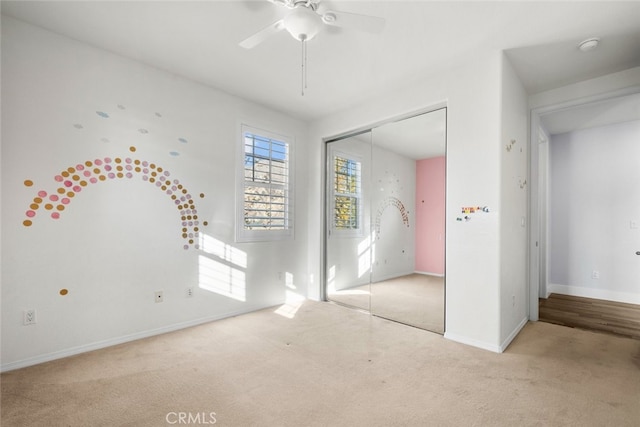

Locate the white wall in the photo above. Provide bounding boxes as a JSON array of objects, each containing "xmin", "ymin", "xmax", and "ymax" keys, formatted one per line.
[
  {"xmin": 548, "ymin": 120, "xmax": 640, "ymax": 304},
  {"xmin": 1, "ymin": 16, "xmax": 309, "ymax": 371},
  {"xmin": 499, "ymin": 55, "xmax": 529, "ymax": 347},
  {"xmin": 309, "ymin": 50, "xmax": 507, "ymax": 351}
]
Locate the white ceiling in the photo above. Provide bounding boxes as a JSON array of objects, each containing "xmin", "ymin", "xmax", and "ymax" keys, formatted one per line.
[
  {"xmin": 505, "ymin": 33, "xmax": 640, "ymax": 95},
  {"xmin": 373, "ymin": 108, "xmax": 446, "ymax": 159},
  {"xmin": 3, "ymin": 1, "xmax": 640, "ymax": 124}
]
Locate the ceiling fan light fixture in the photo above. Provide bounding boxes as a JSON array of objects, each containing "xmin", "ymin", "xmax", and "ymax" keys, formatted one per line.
[{"xmin": 284, "ymin": 5, "xmax": 323, "ymax": 41}]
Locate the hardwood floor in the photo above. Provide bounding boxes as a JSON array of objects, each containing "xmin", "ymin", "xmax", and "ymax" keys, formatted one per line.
[{"xmin": 539, "ymin": 293, "xmax": 640, "ymax": 340}]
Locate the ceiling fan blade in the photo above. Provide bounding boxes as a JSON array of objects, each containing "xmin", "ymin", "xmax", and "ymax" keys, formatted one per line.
[
  {"xmin": 239, "ymin": 19, "xmax": 285, "ymax": 49},
  {"xmin": 322, "ymin": 10, "xmax": 385, "ymax": 34}
]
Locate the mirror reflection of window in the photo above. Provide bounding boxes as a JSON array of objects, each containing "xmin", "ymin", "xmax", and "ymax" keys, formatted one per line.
[
  {"xmin": 325, "ymin": 134, "xmax": 372, "ymax": 312},
  {"xmin": 334, "ymin": 156, "xmax": 362, "ymax": 230}
]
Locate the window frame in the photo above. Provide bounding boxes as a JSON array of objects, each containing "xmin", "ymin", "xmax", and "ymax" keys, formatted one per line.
[{"xmin": 236, "ymin": 124, "xmax": 294, "ymax": 243}]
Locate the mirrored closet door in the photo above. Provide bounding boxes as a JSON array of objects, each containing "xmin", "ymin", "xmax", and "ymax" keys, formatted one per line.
[
  {"xmin": 325, "ymin": 109, "xmax": 446, "ymax": 334},
  {"xmin": 370, "ymin": 110, "xmax": 446, "ymax": 332},
  {"xmin": 325, "ymin": 132, "xmax": 372, "ymax": 312}
]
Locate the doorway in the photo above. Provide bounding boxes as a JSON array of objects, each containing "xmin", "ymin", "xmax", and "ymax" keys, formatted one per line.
[
  {"xmin": 325, "ymin": 108, "xmax": 447, "ymax": 334},
  {"xmin": 529, "ymin": 89, "xmax": 640, "ymax": 326}
]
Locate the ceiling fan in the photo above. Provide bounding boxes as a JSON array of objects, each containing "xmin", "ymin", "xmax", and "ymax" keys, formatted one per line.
[{"xmin": 239, "ymin": 0, "xmax": 386, "ymax": 49}]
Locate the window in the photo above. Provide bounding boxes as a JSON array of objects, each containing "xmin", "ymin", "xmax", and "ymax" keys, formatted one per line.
[
  {"xmin": 236, "ymin": 125, "xmax": 293, "ymax": 242},
  {"xmin": 332, "ymin": 153, "xmax": 362, "ymax": 235}
]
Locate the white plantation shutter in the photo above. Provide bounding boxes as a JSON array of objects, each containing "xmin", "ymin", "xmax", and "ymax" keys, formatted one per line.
[{"xmin": 236, "ymin": 125, "xmax": 293, "ymax": 242}]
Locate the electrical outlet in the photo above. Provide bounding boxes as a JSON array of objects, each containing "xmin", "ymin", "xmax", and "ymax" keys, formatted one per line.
[
  {"xmin": 592, "ymin": 270, "xmax": 600, "ymax": 279},
  {"xmin": 155, "ymin": 291, "xmax": 164, "ymax": 303},
  {"xmin": 24, "ymin": 309, "xmax": 36, "ymax": 325},
  {"xmin": 186, "ymin": 287, "xmax": 194, "ymax": 298}
]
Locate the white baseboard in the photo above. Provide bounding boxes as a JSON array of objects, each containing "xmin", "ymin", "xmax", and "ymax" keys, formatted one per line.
[
  {"xmin": 547, "ymin": 283, "xmax": 640, "ymax": 305},
  {"xmin": 444, "ymin": 331, "xmax": 501, "ymax": 353},
  {"xmin": 414, "ymin": 270, "xmax": 445, "ymax": 277},
  {"xmin": 444, "ymin": 317, "xmax": 528, "ymax": 354},
  {"xmin": 499, "ymin": 317, "xmax": 528, "ymax": 353},
  {"xmin": 0, "ymin": 303, "xmax": 270, "ymax": 373},
  {"xmin": 372, "ymin": 270, "xmax": 415, "ymax": 283}
]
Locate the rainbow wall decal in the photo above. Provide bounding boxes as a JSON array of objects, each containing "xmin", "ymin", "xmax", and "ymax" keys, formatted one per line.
[
  {"xmin": 374, "ymin": 196, "xmax": 410, "ymax": 238},
  {"xmin": 22, "ymin": 146, "xmax": 205, "ymax": 250}
]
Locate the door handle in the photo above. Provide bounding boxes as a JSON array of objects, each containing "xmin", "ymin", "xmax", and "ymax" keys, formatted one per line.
[{"xmin": 636, "ymin": 251, "xmax": 640, "ymax": 255}]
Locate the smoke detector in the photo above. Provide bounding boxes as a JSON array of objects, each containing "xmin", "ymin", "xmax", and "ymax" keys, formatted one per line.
[{"xmin": 578, "ymin": 37, "xmax": 600, "ymax": 52}]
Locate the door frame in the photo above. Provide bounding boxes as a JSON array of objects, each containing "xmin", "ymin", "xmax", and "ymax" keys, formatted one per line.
[{"xmin": 528, "ymin": 86, "xmax": 640, "ymax": 320}]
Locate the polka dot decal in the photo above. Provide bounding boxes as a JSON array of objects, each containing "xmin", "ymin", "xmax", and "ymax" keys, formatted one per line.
[
  {"xmin": 22, "ymin": 147, "xmax": 207, "ymax": 250},
  {"xmin": 72, "ymin": 105, "xmax": 193, "ymax": 161},
  {"xmin": 374, "ymin": 196, "xmax": 410, "ymax": 239}
]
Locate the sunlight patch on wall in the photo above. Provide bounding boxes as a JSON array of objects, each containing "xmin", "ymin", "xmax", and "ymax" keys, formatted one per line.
[
  {"xmin": 198, "ymin": 255, "xmax": 246, "ymax": 302},
  {"xmin": 357, "ymin": 231, "xmax": 375, "ymax": 278},
  {"xmin": 199, "ymin": 234, "xmax": 247, "ymax": 269},
  {"xmin": 327, "ymin": 265, "xmax": 336, "ymax": 293},
  {"xmin": 285, "ymin": 272, "xmax": 296, "ymax": 290}
]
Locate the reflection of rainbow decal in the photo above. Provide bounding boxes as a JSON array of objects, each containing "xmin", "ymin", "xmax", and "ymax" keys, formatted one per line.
[
  {"xmin": 374, "ymin": 196, "xmax": 410, "ymax": 238},
  {"xmin": 22, "ymin": 146, "xmax": 204, "ymax": 250}
]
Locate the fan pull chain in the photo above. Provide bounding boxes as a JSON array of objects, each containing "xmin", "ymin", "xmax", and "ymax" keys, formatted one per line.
[
  {"xmin": 304, "ymin": 36, "xmax": 308, "ymax": 91},
  {"xmin": 301, "ymin": 35, "xmax": 307, "ymax": 96}
]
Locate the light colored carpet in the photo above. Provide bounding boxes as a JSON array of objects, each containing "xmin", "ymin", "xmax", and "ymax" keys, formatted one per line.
[
  {"xmin": 329, "ymin": 274, "xmax": 444, "ymax": 333},
  {"xmin": 327, "ymin": 284, "xmax": 371, "ymax": 312},
  {"xmin": 2, "ymin": 300, "xmax": 640, "ymax": 426},
  {"xmin": 370, "ymin": 274, "xmax": 444, "ymax": 332}
]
